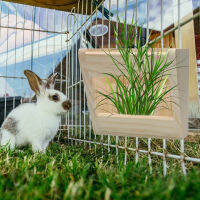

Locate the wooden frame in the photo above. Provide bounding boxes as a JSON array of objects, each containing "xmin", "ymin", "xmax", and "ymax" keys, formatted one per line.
[{"xmin": 78, "ymin": 48, "xmax": 189, "ymax": 139}]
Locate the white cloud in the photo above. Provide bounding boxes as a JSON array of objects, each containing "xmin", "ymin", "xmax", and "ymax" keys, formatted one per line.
[
  {"xmin": 0, "ymin": 33, "xmax": 69, "ymax": 67},
  {"xmin": 101, "ymin": 0, "xmax": 196, "ymax": 31},
  {"xmin": 0, "ymin": 13, "xmax": 47, "ymax": 54}
]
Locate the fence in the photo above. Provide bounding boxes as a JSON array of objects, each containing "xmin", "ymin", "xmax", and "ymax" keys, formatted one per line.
[{"xmin": 0, "ymin": 0, "xmax": 200, "ymax": 176}]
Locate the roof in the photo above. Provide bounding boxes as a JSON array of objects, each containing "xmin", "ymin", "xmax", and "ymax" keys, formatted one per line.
[{"xmin": 3, "ymin": 0, "xmax": 104, "ymax": 14}]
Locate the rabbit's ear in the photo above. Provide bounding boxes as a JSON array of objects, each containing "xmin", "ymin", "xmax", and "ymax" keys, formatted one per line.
[
  {"xmin": 24, "ymin": 70, "xmax": 44, "ymax": 95},
  {"xmin": 46, "ymin": 73, "xmax": 58, "ymax": 89}
]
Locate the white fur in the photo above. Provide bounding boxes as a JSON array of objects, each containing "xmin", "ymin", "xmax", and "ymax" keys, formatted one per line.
[
  {"xmin": 1, "ymin": 130, "xmax": 15, "ymax": 149},
  {"xmin": 0, "ymin": 71, "xmax": 70, "ymax": 153}
]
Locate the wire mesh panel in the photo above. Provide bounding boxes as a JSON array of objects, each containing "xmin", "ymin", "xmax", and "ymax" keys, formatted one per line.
[
  {"xmin": 0, "ymin": 0, "xmax": 200, "ymax": 176},
  {"xmin": 66, "ymin": 0, "xmax": 200, "ymax": 176},
  {"xmin": 0, "ymin": 1, "xmax": 72, "ymax": 130}
]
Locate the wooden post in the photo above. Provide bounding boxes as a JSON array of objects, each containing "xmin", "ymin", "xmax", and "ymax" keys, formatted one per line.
[{"xmin": 174, "ymin": 0, "xmax": 199, "ymax": 118}]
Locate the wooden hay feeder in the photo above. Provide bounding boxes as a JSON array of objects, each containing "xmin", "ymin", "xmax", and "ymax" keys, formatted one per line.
[{"xmin": 78, "ymin": 48, "xmax": 189, "ymax": 139}]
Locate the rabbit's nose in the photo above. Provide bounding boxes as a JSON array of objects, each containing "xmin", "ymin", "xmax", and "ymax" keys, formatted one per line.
[{"xmin": 62, "ymin": 100, "xmax": 71, "ymax": 110}]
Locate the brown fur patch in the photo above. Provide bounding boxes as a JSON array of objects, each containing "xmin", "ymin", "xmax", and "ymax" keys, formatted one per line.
[
  {"xmin": 46, "ymin": 73, "xmax": 58, "ymax": 89},
  {"xmin": 46, "ymin": 82, "xmax": 50, "ymax": 89},
  {"xmin": 48, "ymin": 93, "xmax": 60, "ymax": 102},
  {"xmin": 62, "ymin": 100, "xmax": 71, "ymax": 110},
  {"xmin": 2, "ymin": 117, "xmax": 18, "ymax": 135},
  {"xmin": 24, "ymin": 70, "xmax": 43, "ymax": 94}
]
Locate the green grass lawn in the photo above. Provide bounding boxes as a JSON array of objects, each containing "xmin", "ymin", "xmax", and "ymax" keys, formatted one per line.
[{"xmin": 0, "ymin": 134, "xmax": 200, "ymax": 200}]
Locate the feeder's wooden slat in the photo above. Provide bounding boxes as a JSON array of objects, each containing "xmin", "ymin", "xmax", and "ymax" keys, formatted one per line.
[
  {"xmin": 3, "ymin": 0, "xmax": 103, "ymax": 14},
  {"xmin": 78, "ymin": 48, "xmax": 189, "ymax": 139},
  {"xmin": 95, "ymin": 113, "xmax": 180, "ymax": 139}
]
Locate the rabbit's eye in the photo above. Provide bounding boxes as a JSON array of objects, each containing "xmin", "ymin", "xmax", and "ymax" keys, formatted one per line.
[
  {"xmin": 48, "ymin": 93, "xmax": 60, "ymax": 102},
  {"xmin": 52, "ymin": 94, "xmax": 59, "ymax": 101}
]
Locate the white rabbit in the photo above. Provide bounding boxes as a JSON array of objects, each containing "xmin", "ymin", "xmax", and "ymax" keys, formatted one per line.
[{"xmin": 0, "ymin": 70, "xmax": 71, "ymax": 153}]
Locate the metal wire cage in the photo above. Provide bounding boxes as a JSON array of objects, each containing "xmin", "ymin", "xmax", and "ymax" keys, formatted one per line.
[{"xmin": 0, "ymin": 0, "xmax": 200, "ymax": 176}]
